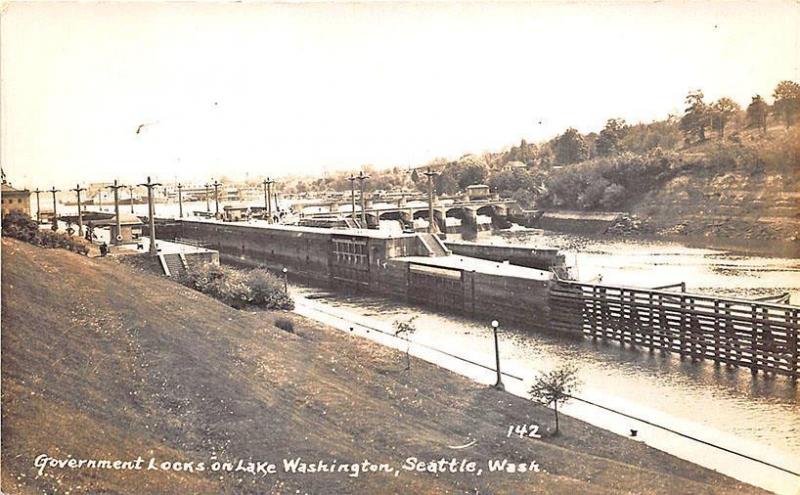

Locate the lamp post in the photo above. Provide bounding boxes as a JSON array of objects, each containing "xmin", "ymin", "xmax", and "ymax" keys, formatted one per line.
[
  {"xmin": 105, "ymin": 180, "xmax": 125, "ymax": 244},
  {"xmin": 204, "ymin": 183, "xmax": 211, "ymax": 212},
  {"xmin": 138, "ymin": 176, "xmax": 162, "ymax": 256},
  {"xmin": 424, "ymin": 167, "xmax": 438, "ymax": 234},
  {"xmin": 177, "ymin": 183, "xmax": 184, "ymax": 218},
  {"xmin": 70, "ymin": 184, "xmax": 86, "ymax": 236},
  {"xmin": 347, "ymin": 174, "xmax": 357, "ymax": 221},
  {"xmin": 211, "ymin": 179, "xmax": 222, "ymax": 217},
  {"xmin": 356, "ymin": 171, "xmax": 369, "ymax": 227},
  {"xmin": 33, "ymin": 188, "xmax": 43, "ymax": 224},
  {"xmin": 128, "ymin": 185, "xmax": 135, "ymax": 213},
  {"xmin": 282, "ymin": 267, "xmax": 288, "ymax": 292},
  {"xmin": 491, "ymin": 320, "xmax": 504, "ymax": 390},
  {"xmin": 263, "ymin": 177, "xmax": 275, "ymax": 223},
  {"xmin": 49, "ymin": 187, "xmax": 60, "ymax": 231}
]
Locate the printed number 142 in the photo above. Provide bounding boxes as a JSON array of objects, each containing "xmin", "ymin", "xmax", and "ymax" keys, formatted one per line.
[{"xmin": 507, "ymin": 424, "xmax": 542, "ymax": 439}]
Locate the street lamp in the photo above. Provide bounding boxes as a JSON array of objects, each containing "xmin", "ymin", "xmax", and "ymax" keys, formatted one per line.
[
  {"xmin": 282, "ymin": 267, "xmax": 288, "ymax": 292},
  {"xmin": 491, "ymin": 320, "xmax": 504, "ymax": 390}
]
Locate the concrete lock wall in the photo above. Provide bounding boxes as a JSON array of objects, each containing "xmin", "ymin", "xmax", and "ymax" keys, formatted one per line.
[
  {"xmin": 445, "ymin": 241, "xmax": 566, "ymax": 271},
  {"xmin": 153, "ymin": 220, "xmax": 555, "ymax": 331}
]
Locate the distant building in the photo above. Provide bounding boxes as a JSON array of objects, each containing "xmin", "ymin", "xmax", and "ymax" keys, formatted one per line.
[
  {"xmin": 465, "ymin": 184, "xmax": 491, "ymax": 201},
  {"xmin": 1, "ymin": 183, "xmax": 31, "ymax": 218}
]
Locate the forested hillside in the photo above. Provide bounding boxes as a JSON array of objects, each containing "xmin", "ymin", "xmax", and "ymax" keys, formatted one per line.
[{"xmin": 287, "ymin": 81, "xmax": 799, "ymax": 241}]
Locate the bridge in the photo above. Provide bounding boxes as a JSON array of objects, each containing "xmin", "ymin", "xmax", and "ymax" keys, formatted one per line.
[{"xmin": 301, "ymin": 197, "xmax": 519, "ymax": 230}]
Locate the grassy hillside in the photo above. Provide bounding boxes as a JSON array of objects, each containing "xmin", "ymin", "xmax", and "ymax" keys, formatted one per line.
[{"xmin": 0, "ymin": 239, "xmax": 766, "ymax": 494}]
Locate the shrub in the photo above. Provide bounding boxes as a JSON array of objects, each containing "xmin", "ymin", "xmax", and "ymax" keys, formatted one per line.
[
  {"xmin": 274, "ymin": 317, "xmax": 294, "ymax": 333},
  {"xmin": 180, "ymin": 263, "xmax": 294, "ymax": 310},
  {"xmin": 247, "ymin": 269, "xmax": 294, "ymax": 310},
  {"xmin": 2, "ymin": 212, "xmax": 90, "ymax": 255}
]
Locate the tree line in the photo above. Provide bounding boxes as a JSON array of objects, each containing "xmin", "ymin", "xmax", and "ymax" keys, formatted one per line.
[{"xmin": 286, "ymin": 80, "xmax": 798, "ymax": 212}]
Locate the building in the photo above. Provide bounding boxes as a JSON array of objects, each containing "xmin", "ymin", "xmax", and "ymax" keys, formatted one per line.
[
  {"xmin": 465, "ymin": 184, "xmax": 491, "ymax": 201},
  {"xmin": 1, "ymin": 183, "xmax": 31, "ymax": 218},
  {"xmin": 88, "ymin": 212, "xmax": 144, "ymax": 244}
]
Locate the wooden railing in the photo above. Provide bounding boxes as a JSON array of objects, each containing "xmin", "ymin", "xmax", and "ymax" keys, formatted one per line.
[{"xmin": 550, "ymin": 281, "xmax": 800, "ymax": 379}]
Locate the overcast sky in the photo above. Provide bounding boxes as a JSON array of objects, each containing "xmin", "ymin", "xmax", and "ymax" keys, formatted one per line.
[{"xmin": 2, "ymin": 1, "xmax": 798, "ymax": 189}]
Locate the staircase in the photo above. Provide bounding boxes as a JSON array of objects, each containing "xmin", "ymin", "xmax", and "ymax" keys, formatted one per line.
[
  {"xmin": 417, "ymin": 233, "xmax": 450, "ymax": 257},
  {"xmin": 159, "ymin": 253, "xmax": 187, "ymax": 278}
]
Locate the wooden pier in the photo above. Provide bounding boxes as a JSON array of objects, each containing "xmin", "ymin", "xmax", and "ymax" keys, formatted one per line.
[{"xmin": 550, "ymin": 281, "xmax": 800, "ymax": 379}]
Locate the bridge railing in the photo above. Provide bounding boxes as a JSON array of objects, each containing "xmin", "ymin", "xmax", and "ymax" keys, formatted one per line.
[{"xmin": 550, "ymin": 280, "xmax": 800, "ymax": 379}]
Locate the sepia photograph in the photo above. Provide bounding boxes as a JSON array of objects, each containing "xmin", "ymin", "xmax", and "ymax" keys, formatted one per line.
[{"xmin": 1, "ymin": 1, "xmax": 799, "ymax": 493}]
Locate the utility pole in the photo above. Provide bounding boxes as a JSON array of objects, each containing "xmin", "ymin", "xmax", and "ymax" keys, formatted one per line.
[
  {"xmin": 106, "ymin": 180, "xmax": 125, "ymax": 244},
  {"xmin": 128, "ymin": 186, "xmax": 135, "ymax": 213},
  {"xmin": 204, "ymin": 183, "xmax": 211, "ymax": 212},
  {"xmin": 424, "ymin": 168, "xmax": 438, "ymax": 234},
  {"xmin": 211, "ymin": 179, "xmax": 222, "ymax": 217},
  {"xmin": 263, "ymin": 177, "xmax": 275, "ymax": 223},
  {"xmin": 33, "ymin": 188, "xmax": 42, "ymax": 224},
  {"xmin": 49, "ymin": 187, "xmax": 60, "ymax": 231},
  {"xmin": 70, "ymin": 184, "xmax": 86, "ymax": 236},
  {"xmin": 356, "ymin": 171, "xmax": 369, "ymax": 228},
  {"xmin": 177, "ymin": 183, "xmax": 184, "ymax": 218},
  {"xmin": 138, "ymin": 176, "xmax": 162, "ymax": 256},
  {"xmin": 347, "ymin": 174, "xmax": 357, "ymax": 221}
]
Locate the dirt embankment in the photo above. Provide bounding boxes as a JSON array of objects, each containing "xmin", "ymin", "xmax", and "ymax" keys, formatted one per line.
[{"xmin": 1, "ymin": 239, "xmax": 766, "ymax": 494}]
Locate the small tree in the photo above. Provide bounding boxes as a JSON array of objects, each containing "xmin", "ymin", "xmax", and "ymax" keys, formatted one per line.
[
  {"xmin": 679, "ymin": 90, "xmax": 710, "ymax": 143},
  {"xmin": 746, "ymin": 95, "xmax": 769, "ymax": 134},
  {"xmin": 553, "ymin": 128, "xmax": 589, "ymax": 165},
  {"xmin": 529, "ymin": 364, "xmax": 581, "ymax": 435},
  {"xmin": 595, "ymin": 118, "xmax": 629, "ymax": 156},
  {"xmin": 393, "ymin": 316, "xmax": 418, "ymax": 371},
  {"xmin": 710, "ymin": 97, "xmax": 741, "ymax": 139},
  {"xmin": 772, "ymin": 80, "xmax": 800, "ymax": 128}
]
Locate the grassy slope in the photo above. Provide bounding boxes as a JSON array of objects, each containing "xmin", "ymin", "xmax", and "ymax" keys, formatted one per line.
[{"xmin": 1, "ymin": 239, "xmax": 766, "ymax": 494}]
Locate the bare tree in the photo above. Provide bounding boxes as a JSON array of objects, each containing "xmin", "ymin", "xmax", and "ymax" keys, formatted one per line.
[
  {"xmin": 393, "ymin": 316, "xmax": 418, "ymax": 371},
  {"xmin": 529, "ymin": 364, "xmax": 581, "ymax": 435}
]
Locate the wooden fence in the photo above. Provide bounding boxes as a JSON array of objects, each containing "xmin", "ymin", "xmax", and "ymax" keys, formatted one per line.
[{"xmin": 550, "ymin": 281, "xmax": 800, "ymax": 379}]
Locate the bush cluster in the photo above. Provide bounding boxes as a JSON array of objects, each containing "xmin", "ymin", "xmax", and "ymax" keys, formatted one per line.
[
  {"xmin": 2, "ymin": 212, "xmax": 90, "ymax": 255},
  {"xmin": 180, "ymin": 263, "xmax": 294, "ymax": 310},
  {"xmin": 540, "ymin": 151, "xmax": 691, "ymax": 210},
  {"xmin": 274, "ymin": 317, "xmax": 295, "ymax": 333}
]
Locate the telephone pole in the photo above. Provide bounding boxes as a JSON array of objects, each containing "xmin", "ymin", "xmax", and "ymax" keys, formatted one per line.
[
  {"xmin": 211, "ymin": 179, "xmax": 222, "ymax": 217},
  {"xmin": 424, "ymin": 168, "xmax": 439, "ymax": 234},
  {"xmin": 204, "ymin": 183, "xmax": 211, "ymax": 212},
  {"xmin": 262, "ymin": 177, "xmax": 275, "ymax": 223},
  {"xmin": 356, "ymin": 171, "xmax": 369, "ymax": 228},
  {"xmin": 106, "ymin": 180, "xmax": 126, "ymax": 244},
  {"xmin": 33, "ymin": 188, "xmax": 43, "ymax": 224},
  {"xmin": 128, "ymin": 185, "xmax": 135, "ymax": 213},
  {"xmin": 177, "ymin": 183, "xmax": 184, "ymax": 218},
  {"xmin": 347, "ymin": 174, "xmax": 357, "ymax": 221},
  {"xmin": 70, "ymin": 184, "xmax": 86, "ymax": 236},
  {"xmin": 49, "ymin": 187, "xmax": 60, "ymax": 230},
  {"xmin": 138, "ymin": 176, "xmax": 162, "ymax": 256}
]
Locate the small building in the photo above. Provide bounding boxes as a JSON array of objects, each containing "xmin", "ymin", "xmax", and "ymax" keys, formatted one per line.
[
  {"xmin": 223, "ymin": 206, "xmax": 249, "ymax": 222},
  {"xmin": 89, "ymin": 212, "xmax": 143, "ymax": 244},
  {"xmin": 465, "ymin": 184, "xmax": 490, "ymax": 201},
  {"xmin": 1, "ymin": 183, "xmax": 31, "ymax": 218}
]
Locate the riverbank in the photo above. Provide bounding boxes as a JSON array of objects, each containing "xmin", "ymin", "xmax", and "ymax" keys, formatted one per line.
[{"xmin": 0, "ymin": 238, "xmax": 766, "ymax": 494}]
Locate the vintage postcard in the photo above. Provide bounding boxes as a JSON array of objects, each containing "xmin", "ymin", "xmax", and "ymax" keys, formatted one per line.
[{"xmin": 1, "ymin": 1, "xmax": 798, "ymax": 494}]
